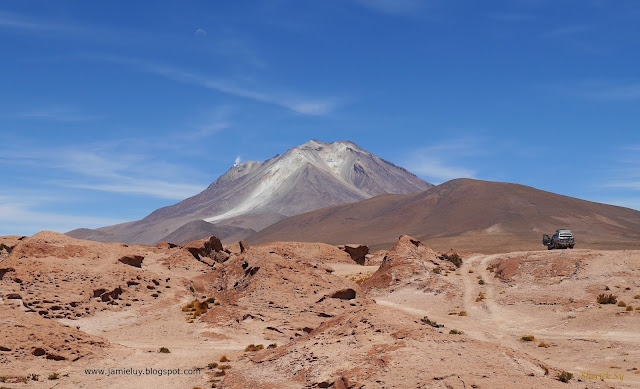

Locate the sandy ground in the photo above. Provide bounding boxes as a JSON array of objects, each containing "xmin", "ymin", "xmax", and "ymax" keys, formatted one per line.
[
  {"xmin": 375, "ymin": 251, "xmax": 640, "ymax": 388},
  {"xmin": 2, "ymin": 233, "xmax": 639, "ymax": 388}
]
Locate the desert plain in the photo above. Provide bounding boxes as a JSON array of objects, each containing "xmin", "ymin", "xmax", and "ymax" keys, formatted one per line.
[{"xmin": 1, "ymin": 231, "xmax": 639, "ymax": 388}]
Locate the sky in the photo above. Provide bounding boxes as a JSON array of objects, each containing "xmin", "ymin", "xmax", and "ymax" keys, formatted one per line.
[{"xmin": 1, "ymin": 0, "xmax": 639, "ymax": 236}]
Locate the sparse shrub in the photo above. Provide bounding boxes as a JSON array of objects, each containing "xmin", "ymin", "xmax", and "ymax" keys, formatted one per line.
[
  {"xmin": 432, "ymin": 267, "xmax": 441, "ymax": 274},
  {"xmin": 0, "ymin": 377, "xmax": 6, "ymax": 383},
  {"xmin": 618, "ymin": 301, "xmax": 627, "ymax": 307},
  {"xmin": 520, "ymin": 335, "xmax": 536, "ymax": 342},
  {"xmin": 208, "ymin": 362, "xmax": 218, "ymax": 369},
  {"xmin": 557, "ymin": 370, "xmax": 573, "ymax": 383},
  {"xmin": 182, "ymin": 299, "xmax": 209, "ymax": 318},
  {"xmin": 626, "ymin": 305, "xmax": 633, "ymax": 311},
  {"xmin": 476, "ymin": 292, "xmax": 486, "ymax": 302},
  {"xmin": 28, "ymin": 374, "xmax": 39, "ymax": 381},
  {"xmin": 449, "ymin": 329, "xmax": 463, "ymax": 335},
  {"xmin": 478, "ymin": 279, "xmax": 485, "ymax": 285},
  {"xmin": 207, "ymin": 297, "xmax": 215, "ymax": 304},
  {"xmin": 219, "ymin": 355, "xmax": 228, "ymax": 362},
  {"xmin": 634, "ymin": 295, "xmax": 640, "ymax": 299},
  {"xmin": 352, "ymin": 275, "xmax": 372, "ymax": 285},
  {"xmin": 439, "ymin": 252, "xmax": 462, "ymax": 268},
  {"xmin": 458, "ymin": 311, "xmax": 468, "ymax": 316},
  {"xmin": 245, "ymin": 344, "xmax": 264, "ymax": 352},
  {"xmin": 48, "ymin": 373, "xmax": 60, "ymax": 380},
  {"xmin": 421, "ymin": 316, "xmax": 443, "ymax": 328},
  {"xmin": 468, "ymin": 269, "xmax": 474, "ymax": 273},
  {"xmin": 597, "ymin": 294, "xmax": 617, "ymax": 304},
  {"xmin": 213, "ymin": 370, "xmax": 225, "ymax": 377},
  {"xmin": 159, "ymin": 347, "xmax": 170, "ymax": 353},
  {"xmin": 538, "ymin": 342, "xmax": 551, "ymax": 348},
  {"xmin": 267, "ymin": 343, "xmax": 278, "ymax": 349}
]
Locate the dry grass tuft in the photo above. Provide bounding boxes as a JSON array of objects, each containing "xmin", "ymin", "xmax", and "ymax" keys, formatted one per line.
[
  {"xmin": 245, "ymin": 344, "xmax": 265, "ymax": 352},
  {"xmin": 597, "ymin": 294, "xmax": 617, "ymax": 304},
  {"xmin": 557, "ymin": 371, "xmax": 573, "ymax": 383},
  {"xmin": 439, "ymin": 252, "xmax": 462, "ymax": 268}
]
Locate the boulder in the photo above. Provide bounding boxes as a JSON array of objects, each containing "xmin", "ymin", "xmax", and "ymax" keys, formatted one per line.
[
  {"xmin": 183, "ymin": 236, "xmax": 223, "ymax": 260},
  {"xmin": 214, "ymin": 251, "xmax": 231, "ymax": 263},
  {"xmin": 226, "ymin": 240, "xmax": 250, "ymax": 255},
  {"xmin": 338, "ymin": 244, "xmax": 369, "ymax": 265},
  {"xmin": 118, "ymin": 255, "xmax": 144, "ymax": 268},
  {"xmin": 330, "ymin": 288, "xmax": 356, "ymax": 300},
  {"xmin": 156, "ymin": 242, "xmax": 179, "ymax": 249}
]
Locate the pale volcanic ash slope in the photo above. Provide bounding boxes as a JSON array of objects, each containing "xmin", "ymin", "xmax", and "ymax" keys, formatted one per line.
[{"xmin": 68, "ymin": 140, "xmax": 431, "ymax": 246}]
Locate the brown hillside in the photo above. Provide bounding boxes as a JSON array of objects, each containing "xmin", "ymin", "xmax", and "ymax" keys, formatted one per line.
[{"xmin": 249, "ymin": 178, "xmax": 640, "ymax": 252}]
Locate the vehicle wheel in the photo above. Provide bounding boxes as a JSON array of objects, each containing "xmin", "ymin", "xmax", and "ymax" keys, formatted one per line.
[
  {"xmin": 570, "ymin": 245, "xmax": 574, "ymax": 249},
  {"xmin": 547, "ymin": 246, "xmax": 553, "ymax": 250}
]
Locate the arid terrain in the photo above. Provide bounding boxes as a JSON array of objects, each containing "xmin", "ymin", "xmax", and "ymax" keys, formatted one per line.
[
  {"xmin": 250, "ymin": 178, "xmax": 640, "ymax": 252},
  {"xmin": 1, "ymin": 232, "xmax": 639, "ymax": 388}
]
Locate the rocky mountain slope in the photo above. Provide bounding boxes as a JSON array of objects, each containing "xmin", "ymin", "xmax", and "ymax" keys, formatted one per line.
[
  {"xmin": 67, "ymin": 140, "xmax": 431, "ymax": 245},
  {"xmin": 250, "ymin": 178, "xmax": 640, "ymax": 252}
]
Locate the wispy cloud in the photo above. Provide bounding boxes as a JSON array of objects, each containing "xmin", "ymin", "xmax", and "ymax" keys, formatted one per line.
[
  {"xmin": 0, "ymin": 10, "xmax": 77, "ymax": 33},
  {"xmin": 544, "ymin": 25, "xmax": 588, "ymax": 37},
  {"xmin": 487, "ymin": 11, "xmax": 537, "ymax": 22},
  {"xmin": 57, "ymin": 149, "xmax": 205, "ymax": 199},
  {"xmin": 64, "ymin": 180, "xmax": 203, "ymax": 200},
  {"xmin": 18, "ymin": 104, "xmax": 101, "ymax": 122},
  {"xmin": 99, "ymin": 55, "xmax": 337, "ymax": 115},
  {"xmin": 570, "ymin": 80, "xmax": 640, "ymax": 100},
  {"xmin": 183, "ymin": 106, "xmax": 234, "ymax": 139},
  {"xmin": 404, "ymin": 139, "xmax": 479, "ymax": 183},
  {"xmin": 594, "ymin": 146, "xmax": 640, "ymax": 210},
  {"xmin": 0, "ymin": 193, "xmax": 124, "ymax": 235},
  {"xmin": 355, "ymin": 0, "xmax": 426, "ymax": 16},
  {"xmin": 2, "ymin": 145, "xmax": 206, "ymax": 200}
]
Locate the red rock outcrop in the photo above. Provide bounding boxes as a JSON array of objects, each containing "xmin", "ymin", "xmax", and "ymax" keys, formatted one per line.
[{"xmin": 338, "ymin": 244, "xmax": 369, "ymax": 265}]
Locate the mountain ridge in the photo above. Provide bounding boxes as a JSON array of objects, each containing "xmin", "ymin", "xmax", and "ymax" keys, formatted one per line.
[
  {"xmin": 67, "ymin": 140, "xmax": 432, "ymax": 245},
  {"xmin": 248, "ymin": 178, "xmax": 640, "ymax": 252}
]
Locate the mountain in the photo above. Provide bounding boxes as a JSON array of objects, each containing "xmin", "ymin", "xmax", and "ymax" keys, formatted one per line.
[
  {"xmin": 67, "ymin": 140, "xmax": 432, "ymax": 245},
  {"xmin": 157, "ymin": 220, "xmax": 255, "ymax": 246},
  {"xmin": 249, "ymin": 178, "xmax": 640, "ymax": 252}
]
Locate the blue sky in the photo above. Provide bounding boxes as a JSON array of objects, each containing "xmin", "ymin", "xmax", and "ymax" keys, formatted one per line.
[{"xmin": 1, "ymin": 0, "xmax": 639, "ymax": 236}]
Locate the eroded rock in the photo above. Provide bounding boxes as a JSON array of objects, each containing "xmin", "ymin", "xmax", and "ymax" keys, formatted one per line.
[
  {"xmin": 339, "ymin": 244, "xmax": 369, "ymax": 266},
  {"xmin": 118, "ymin": 255, "xmax": 144, "ymax": 268},
  {"xmin": 184, "ymin": 236, "xmax": 223, "ymax": 260}
]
